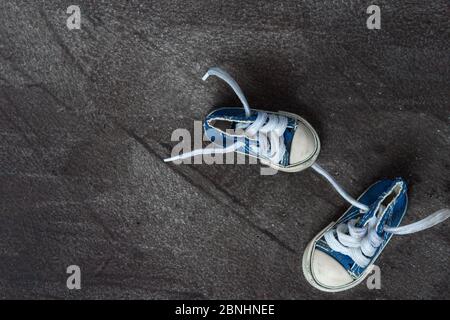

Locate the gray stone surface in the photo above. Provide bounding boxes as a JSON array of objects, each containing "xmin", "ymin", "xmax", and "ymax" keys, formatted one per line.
[{"xmin": 0, "ymin": 0, "xmax": 448, "ymax": 299}]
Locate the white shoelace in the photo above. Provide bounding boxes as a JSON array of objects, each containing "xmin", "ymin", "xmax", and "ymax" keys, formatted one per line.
[
  {"xmin": 311, "ymin": 163, "xmax": 370, "ymax": 212},
  {"xmin": 324, "ymin": 208, "xmax": 450, "ymax": 267},
  {"xmin": 164, "ymin": 68, "xmax": 289, "ymax": 164}
]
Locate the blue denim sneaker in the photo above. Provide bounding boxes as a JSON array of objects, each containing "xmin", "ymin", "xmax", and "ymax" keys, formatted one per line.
[
  {"xmin": 165, "ymin": 67, "xmax": 320, "ymax": 172},
  {"xmin": 302, "ymin": 178, "xmax": 449, "ymax": 292}
]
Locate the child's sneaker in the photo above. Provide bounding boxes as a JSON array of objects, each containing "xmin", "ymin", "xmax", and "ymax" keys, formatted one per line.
[
  {"xmin": 302, "ymin": 177, "xmax": 449, "ymax": 292},
  {"xmin": 165, "ymin": 67, "xmax": 320, "ymax": 172}
]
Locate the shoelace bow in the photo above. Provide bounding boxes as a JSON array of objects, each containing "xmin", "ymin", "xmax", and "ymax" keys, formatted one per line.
[
  {"xmin": 325, "ymin": 208, "xmax": 450, "ymax": 267},
  {"xmin": 164, "ymin": 67, "xmax": 289, "ymax": 164}
]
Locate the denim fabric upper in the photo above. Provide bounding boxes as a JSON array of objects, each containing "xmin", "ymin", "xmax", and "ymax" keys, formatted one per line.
[
  {"xmin": 203, "ymin": 107, "xmax": 297, "ymax": 166},
  {"xmin": 315, "ymin": 178, "xmax": 408, "ymax": 278}
]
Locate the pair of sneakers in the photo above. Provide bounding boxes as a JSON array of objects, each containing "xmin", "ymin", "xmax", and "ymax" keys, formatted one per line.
[{"xmin": 164, "ymin": 67, "xmax": 449, "ymax": 292}]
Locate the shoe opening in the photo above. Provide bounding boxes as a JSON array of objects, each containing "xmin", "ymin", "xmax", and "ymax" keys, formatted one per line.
[
  {"xmin": 209, "ymin": 119, "xmax": 234, "ymax": 132},
  {"xmin": 377, "ymin": 183, "xmax": 403, "ymax": 217}
]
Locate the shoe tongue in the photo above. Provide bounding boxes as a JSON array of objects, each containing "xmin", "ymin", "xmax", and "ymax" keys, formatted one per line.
[{"xmin": 355, "ymin": 204, "xmax": 378, "ymax": 228}]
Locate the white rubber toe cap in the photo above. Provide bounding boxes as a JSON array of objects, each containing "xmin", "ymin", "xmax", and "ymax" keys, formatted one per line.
[
  {"xmin": 289, "ymin": 122, "xmax": 317, "ymax": 165},
  {"xmin": 311, "ymin": 250, "xmax": 354, "ymax": 288}
]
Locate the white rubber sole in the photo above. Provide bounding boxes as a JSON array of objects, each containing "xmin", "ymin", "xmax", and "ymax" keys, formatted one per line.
[
  {"xmin": 264, "ymin": 110, "xmax": 321, "ymax": 173},
  {"xmin": 302, "ymin": 223, "xmax": 374, "ymax": 292}
]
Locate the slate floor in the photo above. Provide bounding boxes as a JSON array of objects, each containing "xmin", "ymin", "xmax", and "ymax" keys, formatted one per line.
[{"xmin": 0, "ymin": 1, "xmax": 448, "ymax": 299}]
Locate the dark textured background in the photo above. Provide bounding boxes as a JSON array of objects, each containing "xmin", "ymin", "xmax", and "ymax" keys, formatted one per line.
[{"xmin": 0, "ymin": 0, "xmax": 449, "ymax": 299}]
